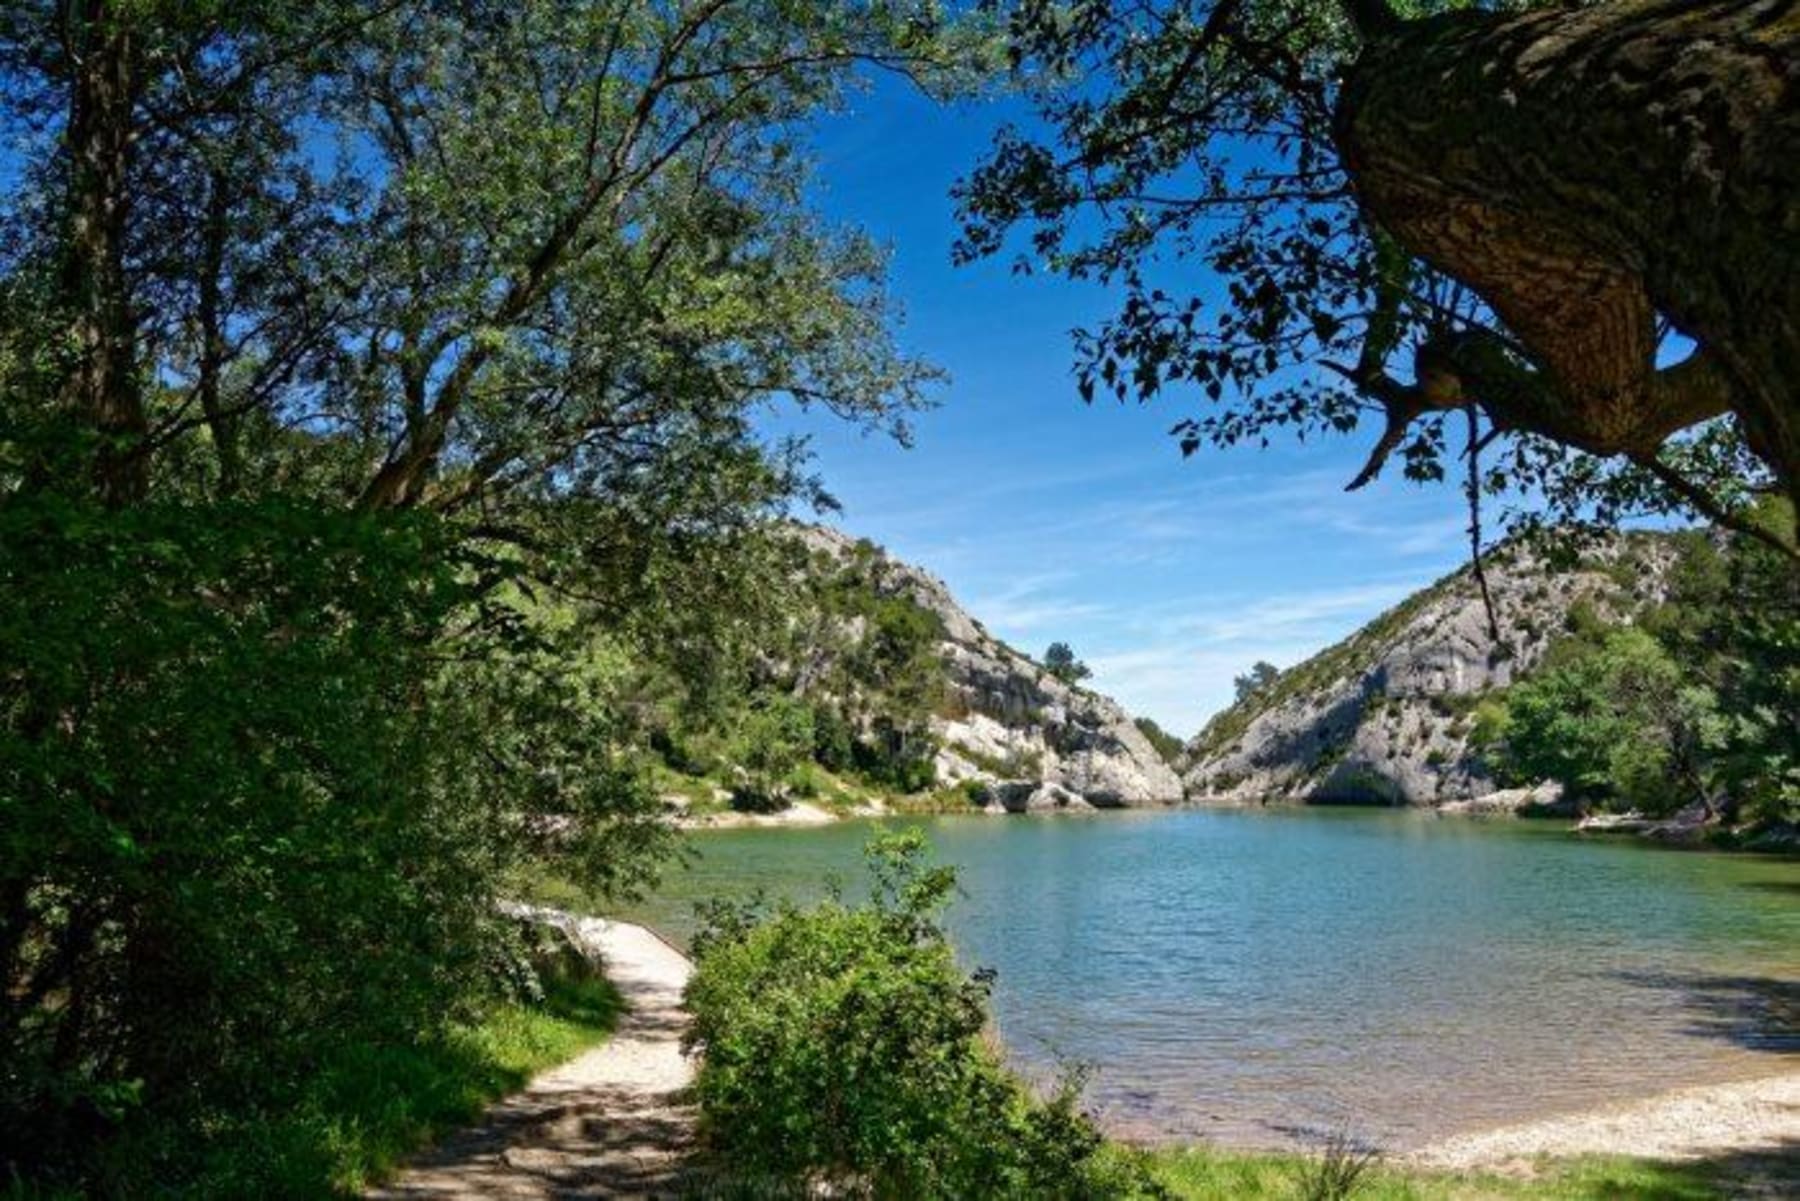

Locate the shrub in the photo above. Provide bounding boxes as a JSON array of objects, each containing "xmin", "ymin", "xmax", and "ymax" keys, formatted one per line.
[
  {"xmin": 729, "ymin": 696, "xmax": 815, "ymax": 810},
  {"xmin": 812, "ymin": 706, "xmax": 858, "ymax": 773},
  {"xmin": 1496, "ymin": 627, "xmax": 1716, "ymax": 814},
  {"xmin": 1132, "ymin": 717, "xmax": 1186, "ymax": 767},
  {"xmin": 682, "ymin": 832, "xmax": 1158, "ymax": 1199},
  {"xmin": 1045, "ymin": 642, "xmax": 1093, "ymax": 686},
  {"xmin": 849, "ymin": 721, "xmax": 939, "ymax": 794},
  {"xmin": 0, "ymin": 497, "xmax": 671, "ymax": 1191}
]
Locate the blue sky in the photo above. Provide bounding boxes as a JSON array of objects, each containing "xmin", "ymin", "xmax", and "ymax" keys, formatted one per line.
[{"xmin": 761, "ymin": 76, "xmax": 1475, "ymax": 737}]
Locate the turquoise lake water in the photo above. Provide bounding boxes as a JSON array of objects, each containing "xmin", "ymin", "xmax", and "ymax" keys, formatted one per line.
[{"xmin": 617, "ymin": 808, "xmax": 1800, "ymax": 1149}]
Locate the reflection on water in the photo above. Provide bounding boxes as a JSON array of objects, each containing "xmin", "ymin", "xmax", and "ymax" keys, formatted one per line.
[{"xmin": 617, "ymin": 807, "xmax": 1800, "ymax": 1149}]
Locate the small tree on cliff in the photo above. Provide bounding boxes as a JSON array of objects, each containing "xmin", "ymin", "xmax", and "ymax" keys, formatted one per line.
[
  {"xmin": 959, "ymin": 1, "xmax": 1799, "ymax": 564},
  {"xmin": 1044, "ymin": 641, "xmax": 1093, "ymax": 685},
  {"xmin": 1233, "ymin": 661, "xmax": 1281, "ymax": 703}
]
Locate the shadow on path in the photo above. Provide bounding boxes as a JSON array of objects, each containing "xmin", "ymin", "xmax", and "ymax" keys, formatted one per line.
[{"xmin": 371, "ymin": 916, "xmax": 697, "ymax": 1199}]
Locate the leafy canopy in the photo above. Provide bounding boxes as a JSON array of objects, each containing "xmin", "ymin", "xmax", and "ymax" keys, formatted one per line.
[{"xmin": 955, "ymin": 0, "xmax": 1784, "ymax": 551}]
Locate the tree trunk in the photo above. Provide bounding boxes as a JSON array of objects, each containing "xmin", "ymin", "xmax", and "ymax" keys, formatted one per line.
[
  {"xmin": 61, "ymin": 0, "xmax": 146, "ymax": 505},
  {"xmin": 1335, "ymin": 0, "xmax": 1800, "ymax": 513},
  {"xmin": 197, "ymin": 170, "xmax": 242, "ymax": 499}
]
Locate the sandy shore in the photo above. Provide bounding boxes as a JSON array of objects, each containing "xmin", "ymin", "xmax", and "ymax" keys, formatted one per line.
[
  {"xmin": 1409, "ymin": 1071, "xmax": 1800, "ymax": 1171},
  {"xmin": 673, "ymin": 798, "xmax": 891, "ymax": 830},
  {"xmin": 371, "ymin": 915, "xmax": 697, "ymax": 1199}
]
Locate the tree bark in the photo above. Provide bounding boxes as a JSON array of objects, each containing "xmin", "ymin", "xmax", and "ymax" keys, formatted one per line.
[
  {"xmin": 1335, "ymin": 0, "xmax": 1800, "ymax": 515},
  {"xmin": 61, "ymin": 0, "xmax": 147, "ymax": 505},
  {"xmin": 197, "ymin": 170, "xmax": 242, "ymax": 499}
]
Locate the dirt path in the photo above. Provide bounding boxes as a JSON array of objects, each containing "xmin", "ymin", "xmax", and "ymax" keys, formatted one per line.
[
  {"xmin": 372, "ymin": 915, "xmax": 697, "ymax": 1199},
  {"xmin": 1408, "ymin": 1071, "xmax": 1800, "ymax": 1181}
]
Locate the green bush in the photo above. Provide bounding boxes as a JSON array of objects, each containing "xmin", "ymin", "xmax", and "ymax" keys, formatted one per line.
[
  {"xmin": 812, "ymin": 706, "xmax": 858, "ymax": 773},
  {"xmin": 682, "ymin": 831, "xmax": 1160, "ymax": 1199},
  {"xmin": 849, "ymin": 720, "xmax": 939, "ymax": 794},
  {"xmin": 0, "ymin": 497, "xmax": 671, "ymax": 1192},
  {"xmin": 1133, "ymin": 717, "xmax": 1187, "ymax": 767},
  {"xmin": 1495, "ymin": 627, "xmax": 1716, "ymax": 814},
  {"xmin": 729, "ymin": 696, "xmax": 816, "ymax": 811}
]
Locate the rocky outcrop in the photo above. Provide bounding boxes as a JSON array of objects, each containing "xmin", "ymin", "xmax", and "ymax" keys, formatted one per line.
[
  {"xmin": 791, "ymin": 525, "xmax": 1184, "ymax": 808},
  {"xmin": 1183, "ymin": 535, "xmax": 1677, "ymax": 806}
]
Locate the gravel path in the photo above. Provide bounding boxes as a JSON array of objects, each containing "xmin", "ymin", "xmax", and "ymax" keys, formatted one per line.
[
  {"xmin": 372, "ymin": 915, "xmax": 697, "ymax": 1199},
  {"xmin": 1409, "ymin": 1071, "xmax": 1800, "ymax": 1182}
]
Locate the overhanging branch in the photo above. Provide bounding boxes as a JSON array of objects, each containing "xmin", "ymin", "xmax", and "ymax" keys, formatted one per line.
[{"xmin": 1630, "ymin": 452, "xmax": 1800, "ymax": 566}]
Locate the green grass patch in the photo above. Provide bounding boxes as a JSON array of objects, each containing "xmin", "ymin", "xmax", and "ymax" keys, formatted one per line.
[
  {"xmin": 78, "ymin": 971, "xmax": 623, "ymax": 1199},
  {"xmin": 885, "ymin": 781, "xmax": 989, "ymax": 814},
  {"xmin": 1138, "ymin": 1144, "xmax": 1745, "ymax": 1200}
]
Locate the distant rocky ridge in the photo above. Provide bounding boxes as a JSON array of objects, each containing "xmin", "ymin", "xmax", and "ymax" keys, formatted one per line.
[
  {"xmin": 1181, "ymin": 534, "xmax": 1678, "ymax": 806},
  {"xmin": 790, "ymin": 525, "xmax": 1185, "ymax": 811}
]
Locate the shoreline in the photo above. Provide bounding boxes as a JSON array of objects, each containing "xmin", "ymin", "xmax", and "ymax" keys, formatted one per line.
[
  {"xmin": 670, "ymin": 795, "xmax": 1800, "ymax": 859},
  {"xmin": 1407, "ymin": 1069, "xmax": 1800, "ymax": 1171},
  {"xmin": 605, "ymin": 911, "xmax": 1800, "ymax": 1174},
  {"xmin": 385, "ymin": 915, "xmax": 1799, "ymax": 1194}
]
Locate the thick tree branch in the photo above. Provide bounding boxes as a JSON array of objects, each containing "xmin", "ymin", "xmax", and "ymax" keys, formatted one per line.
[
  {"xmin": 1333, "ymin": 327, "xmax": 1735, "ymax": 495},
  {"xmin": 1335, "ymin": 0, "xmax": 1800, "ymax": 508}
]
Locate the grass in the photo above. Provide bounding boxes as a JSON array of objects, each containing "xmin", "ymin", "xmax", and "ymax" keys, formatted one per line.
[
  {"xmin": 68, "ymin": 969, "xmax": 625, "ymax": 1199},
  {"xmin": 1134, "ymin": 1144, "xmax": 1740, "ymax": 1200},
  {"xmin": 885, "ymin": 782, "xmax": 989, "ymax": 814},
  {"xmin": 302, "ymin": 971, "xmax": 624, "ymax": 1193}
]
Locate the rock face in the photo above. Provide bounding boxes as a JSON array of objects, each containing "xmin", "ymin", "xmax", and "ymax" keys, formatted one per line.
[
  {"xmin": 791, "ymin": 525, "xmax": 1184, "ymax": 808},
  {"xmin": 1182, "ymin": 536, "xmax": 1676, "ymax": 806}
]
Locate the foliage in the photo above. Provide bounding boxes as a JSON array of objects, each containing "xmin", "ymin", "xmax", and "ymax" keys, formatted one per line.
[
  {"xmin": 1644, "ymin": 518, "xmax": 1800, "ymax": 827},
  {"xmin": 93, "ymin": 963, "xmax": 622, "ymax": 1198},
  {"xmin": 730, "ymin": 696, "xmax": 817, "ymax": 812},
  {"xmin": 1045, "ymin": 641, "xmax": 1093, "ymax": 686},
  {"xmin": 0, "ymin": 496, "xmax": 669, "ymax": 1189},
  {"xmin": 954, "ymin": 1, "xmax": 1786, "ymax": 549},
  {"xmin": 682, "ymin": 831, "xmax": 1158, "ymax": 1199},
  {"xmin": 642, "ymin": 538, "xmax": 951, "ymax": 802},
  {"xmin": 1490, "ymin": 627, "xmax": 1713, "ymax": 815},
  {"xmin": 1485, "ymin": 514, "xmax": 1798, "ymax": 824},
  {"xmin": 0, "ymin": 1, "xmax": 978, "ymax": 1189},
  {"xmin": 1134, "ymin": 716, "xmax": 1189, "ymax": 766},
  {"xmin": 1233, "ymin": 661, "xmax": 1282, "ymax": 704}
]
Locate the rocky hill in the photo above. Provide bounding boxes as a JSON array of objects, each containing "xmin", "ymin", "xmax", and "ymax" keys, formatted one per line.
[
  {"xmin": 1181, "ymin": 534, "xmax": 1678, "ymax": 806},
  {"xmin": 790, "ymin": 526, "xmax": 1184, "ymax": 810}
]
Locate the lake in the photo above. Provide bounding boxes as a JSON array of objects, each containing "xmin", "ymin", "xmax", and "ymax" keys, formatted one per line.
[{"xmin": 617, "ymin": 808, "xmax": 1800, "ymax": 1150}]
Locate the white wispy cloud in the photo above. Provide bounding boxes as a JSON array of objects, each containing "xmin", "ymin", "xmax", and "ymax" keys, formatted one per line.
[{"xmin": 1075, "ymin": 570, "xmax": 1439, "ymax": 736}]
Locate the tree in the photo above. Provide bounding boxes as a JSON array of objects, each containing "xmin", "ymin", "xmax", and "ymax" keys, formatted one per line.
[
  {"xmin": 0, "ymin": 2, "xmax": 977, "ymax": 1187},
  {"xmin": 1486, "ymin": 505, "xmax": 1799, "ymax": 824},
  {"xmin": 1043, "ymin": 640, "xmax": 1092, "ymax": 685},
  {"xmin": 2, "ymin": 0, "xmax": 958, "ymax": 517},
  {"xmin": 1495, "ymin": 626, "xmax": 1715, "ymax": 816},
  {"xmin": 958, "ymin": 1, "xmax": 1799, "ymax": 562},
  {"xmin": 1233, "ymin": 660, "xmax": 1281, "ymax": 703}
]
